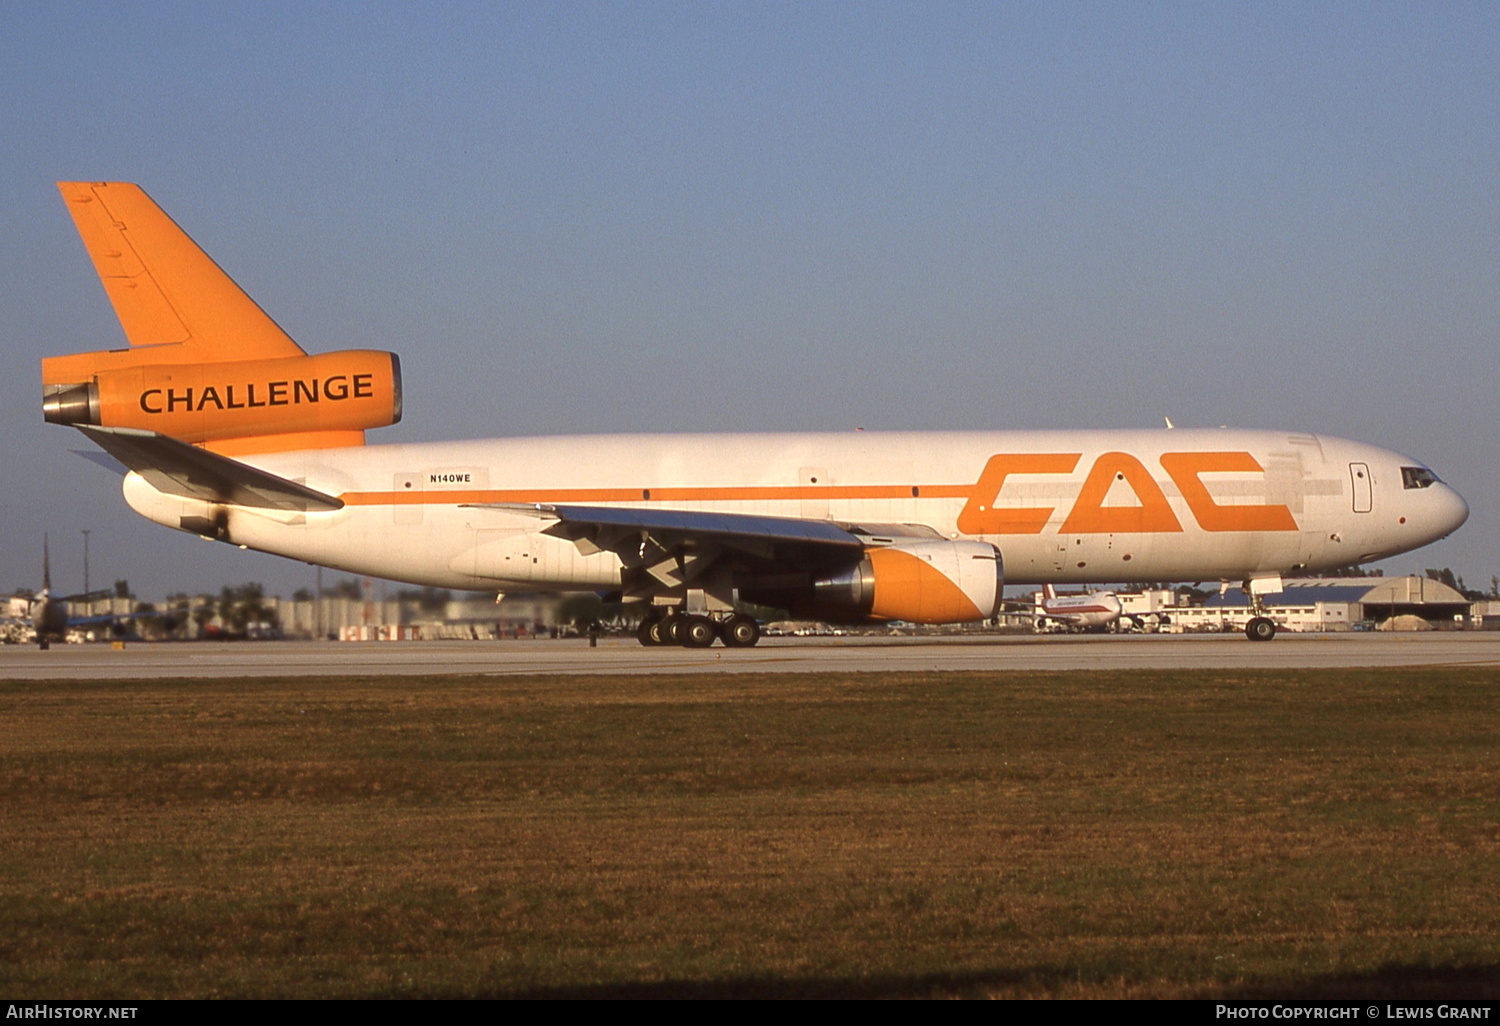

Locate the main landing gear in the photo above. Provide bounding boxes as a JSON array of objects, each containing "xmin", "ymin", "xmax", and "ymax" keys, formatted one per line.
[{"xmin": 636, "ymin": 611, "xmax": 761, "ymax": 648}]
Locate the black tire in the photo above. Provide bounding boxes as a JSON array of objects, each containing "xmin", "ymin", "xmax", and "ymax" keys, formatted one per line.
[
  {"xmin": 720, "ymin": 614, "xmax": 761, "ymax": 648},
  {"xmin": 661, "ymin": 614, "xmax": 686, "ymax": 645},
  {"xmin": 1246, "ymin": 617, "xmax": 1277, "ymax": 642},
  {"xmin": 636, "ymin": 618, "xmax": 662, "ymax": 646},
  {"xmin": 682, "ymin": 615, "xmax": 718, "ymax": 648}
]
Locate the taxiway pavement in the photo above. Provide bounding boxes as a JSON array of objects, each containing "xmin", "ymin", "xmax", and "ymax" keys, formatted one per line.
[{"xmin": 3, "ymin": 632, "xmax": 1498, "ymax": 680}]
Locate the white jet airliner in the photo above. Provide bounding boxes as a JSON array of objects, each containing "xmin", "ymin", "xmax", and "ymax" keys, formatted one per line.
[
  {"xmin": 1027, "ymin": 585, "xmax": 1129, "ymax": 632},
  {"xmin": 40, "ymin": 183, "xmax": 1468, "ymax": 646}
]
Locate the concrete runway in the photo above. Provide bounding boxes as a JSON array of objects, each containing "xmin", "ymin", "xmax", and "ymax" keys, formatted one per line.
[{"xmin": 3, "ymin": 631, "xmax": 1499, "ymax": 679}]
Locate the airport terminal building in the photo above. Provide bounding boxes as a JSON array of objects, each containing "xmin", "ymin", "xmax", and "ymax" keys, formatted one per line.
[{"xmin": 1120, "ymin": 577, "xmax": 1474, "ymax": 633}]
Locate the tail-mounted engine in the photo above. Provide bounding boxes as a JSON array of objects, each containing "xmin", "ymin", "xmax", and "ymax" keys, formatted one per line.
[
  {"xmin": 810, "ymin": 539, "xmax": 1004, "ymax": 624},
  {"xmin": 42, "ymin": 350, "xmax": 401, "ymax": 448}
]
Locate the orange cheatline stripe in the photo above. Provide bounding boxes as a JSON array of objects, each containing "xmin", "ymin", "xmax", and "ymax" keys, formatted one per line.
[{"xmin": 338, "ymin": 483, "xmax": 978, "ymax": 506}]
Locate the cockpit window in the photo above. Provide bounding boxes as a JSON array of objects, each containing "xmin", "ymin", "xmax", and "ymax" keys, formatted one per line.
[{"xmin": 1402, "ymin": 467, "xmax": 1439, "ymax": 490}]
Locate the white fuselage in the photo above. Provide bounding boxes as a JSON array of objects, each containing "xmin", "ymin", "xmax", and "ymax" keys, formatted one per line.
[{"xmin": 120, "ymin": 428, "xmax": 1468, "ymax": 592}]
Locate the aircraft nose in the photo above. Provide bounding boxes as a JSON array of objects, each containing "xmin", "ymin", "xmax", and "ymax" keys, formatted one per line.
[{"xmin": 1434, "ymin": 483, "xmax": 1470, "ymax": 538}]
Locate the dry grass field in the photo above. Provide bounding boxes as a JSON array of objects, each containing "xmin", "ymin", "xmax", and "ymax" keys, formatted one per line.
[{"xmin": 0, "ymin": 668, "xmax": 1495, "ymax": 999}]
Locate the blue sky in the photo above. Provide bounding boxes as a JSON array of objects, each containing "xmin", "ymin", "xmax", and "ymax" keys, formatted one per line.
[{"xmin": 2, "ymin": 1, "xmax": 1494, "ymax": 598}]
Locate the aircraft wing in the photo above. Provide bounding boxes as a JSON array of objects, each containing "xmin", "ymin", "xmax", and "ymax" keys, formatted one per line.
[
  {"xmin": 491, "ymin": 502, "xmax": 863, "ymax": 545},
  {"xmin": 468, "ymin": 502, "xmax": 864, "ymax": 571},
  {"xmin": 66, "ymin": 611, "xmax": 149, "ymax": 627},
  {"xmin": 995, "ymin": 602, "xmax": 1063, "ymax": 622},
  {"xmin": 57, "ymin": 588, "xmax": 116, "ymax": 604},
  {"xmin": 75, "ymin": 425, "xmax": 344, "ymax": 512}
]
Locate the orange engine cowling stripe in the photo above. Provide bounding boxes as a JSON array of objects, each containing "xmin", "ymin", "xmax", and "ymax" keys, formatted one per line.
[{"xmin": 867, "ymin": 548, "xmax": 983, "ymax": 624}]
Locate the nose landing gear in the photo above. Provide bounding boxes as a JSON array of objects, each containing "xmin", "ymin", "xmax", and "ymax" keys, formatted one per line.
[
  {"xmin": 1245, "ymin": 616, "xmax": 1277, "ymax": 642},
  {"xmin": 1243, "ymin": 579, "xmax": 1279, "ymax": 641}
]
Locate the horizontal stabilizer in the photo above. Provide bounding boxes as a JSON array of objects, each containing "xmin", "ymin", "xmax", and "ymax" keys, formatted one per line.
[
  {"xmin": 75, "ymin": 425, "xmax": 343, "ymax": 511},
  {"xmin": 58, "ymin": 588, "xmax": 116, "ymax": 605},
  {"xmin": 70, "ymin": 448, "xmax": 127, "ymax": 476}
]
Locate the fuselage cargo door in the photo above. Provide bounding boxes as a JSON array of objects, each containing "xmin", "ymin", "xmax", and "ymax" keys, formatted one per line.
[{"xmin": 1349, "ymin": 463, "xmax": 1372, "ymax": 514}]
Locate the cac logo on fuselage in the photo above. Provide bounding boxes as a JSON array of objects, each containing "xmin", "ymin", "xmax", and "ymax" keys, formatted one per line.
[{"xmin": 957, "ymin": 451, "xmax": 1299, "ymax": 535}]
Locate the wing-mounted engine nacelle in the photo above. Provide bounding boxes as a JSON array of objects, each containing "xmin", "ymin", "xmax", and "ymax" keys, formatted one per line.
[
  {"xmin": 811, "ymin": 539, "xmax": 1004, "ymax": 624},
  {"xmin": 42, "ymin": 350, "xmax": 402, "ymax": 445}
]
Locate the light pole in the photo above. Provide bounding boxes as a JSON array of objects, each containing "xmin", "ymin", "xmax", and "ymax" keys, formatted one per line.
[{"xmin": 81, "ymin": 529, "xmax": 90, "ymax": 611}]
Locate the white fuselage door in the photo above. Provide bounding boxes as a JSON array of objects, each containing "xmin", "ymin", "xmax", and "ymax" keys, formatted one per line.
[{"xmin": 1349, "ymin": 463, "xmax": 1373, "ymax": 514}]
